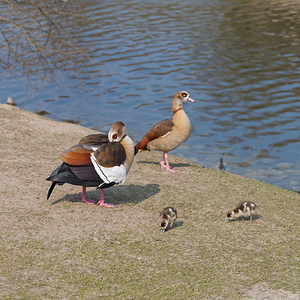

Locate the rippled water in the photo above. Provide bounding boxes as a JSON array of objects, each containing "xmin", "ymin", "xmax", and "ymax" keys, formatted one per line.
[{"xmin": 1, "ymin": 0, "xmax": 300, "ymax": 191}]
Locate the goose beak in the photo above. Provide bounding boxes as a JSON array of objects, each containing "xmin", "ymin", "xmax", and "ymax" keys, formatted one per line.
[{"xmin": 187, "ymin": 96, "xmax": 196, "ymax": 103}]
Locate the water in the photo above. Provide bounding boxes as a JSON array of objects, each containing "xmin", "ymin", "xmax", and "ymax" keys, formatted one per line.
[{"xmin": 1, "ymin": 0, "xmax": 300, "ymax": 191}]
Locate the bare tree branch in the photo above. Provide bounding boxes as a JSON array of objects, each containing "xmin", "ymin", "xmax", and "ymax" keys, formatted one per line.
[{"xmin": 0, "ymin": 0, "xmax": 92, "ymax": 85}]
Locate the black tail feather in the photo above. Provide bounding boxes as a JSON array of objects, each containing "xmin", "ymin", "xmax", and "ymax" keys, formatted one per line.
[
  {"xmin": 46, "ymin": 162, "xmax": 111, "ymax": 200},
  {"xmin": 47, "ymin": 182, "xmax": 57, "ymax": 200}
]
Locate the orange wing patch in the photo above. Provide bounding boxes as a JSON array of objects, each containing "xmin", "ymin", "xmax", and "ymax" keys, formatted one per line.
[
  {"xmin": 135, "ymin": 136, "xmax": 149, "ymax": 151},
  {"xmin": 60, "ymin": 145, "xmax": 93, "ymax": 165}
]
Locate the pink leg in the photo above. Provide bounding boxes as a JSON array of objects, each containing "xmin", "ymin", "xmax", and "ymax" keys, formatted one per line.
[
  {"xmin": 81, "ymin": 186, "xmax": 97, "ymax": 204},
  {"xmin": 160, "ymin": 153, "xmax": 178, "ymax": 173},
  {"xmin": 96, "ymin": 189, "xmax": 114, "ymax": 207}
]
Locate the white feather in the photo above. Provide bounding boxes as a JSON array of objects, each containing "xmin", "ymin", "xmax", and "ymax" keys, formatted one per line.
[
  {"xmin": 161, "ymin": 131, "xmax": 171, "ymax": 138},
  {"xmin": 90, "ymin": 153, "xmax": 126, "ymax": 185}
]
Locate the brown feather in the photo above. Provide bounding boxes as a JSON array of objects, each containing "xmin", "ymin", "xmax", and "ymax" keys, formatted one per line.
[
  {"xmin": 79, "ymin": 133, "xmax": 109, "ymax": 146},
  {"xmin": 94, "ymin": 143, "xmax": 126, "ymax": 167},
  {"xmin": 136, "ymin": 119, "xmax": 174, "ymax": 150},
  {"xmin": 60, "ymin": 145, "xmax": 93, "ymax": 165},
  {"xmin": 135, "ymin": 136, "xmax": 149, "ymax": 151}
]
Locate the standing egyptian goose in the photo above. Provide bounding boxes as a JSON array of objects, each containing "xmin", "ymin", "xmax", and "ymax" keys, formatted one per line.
[
  {"xmin": 46, "ymin": 121, "xmax": 135, "ymax": 207},
  {"xmin": 227, "ymin": 201, "xmax": 258, "ymax": 221},
  {"xmin": 135, "ymin": 91, "xmax": 195, "ymax": 172}
]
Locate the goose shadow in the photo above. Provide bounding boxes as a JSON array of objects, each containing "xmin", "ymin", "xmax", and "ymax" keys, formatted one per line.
[
  {"xmin": 50, "ymin": 183, "xmax": 160, "ymax": 206},
  {"xmin": 172, "ymin": 220, "xmax": 184, "ymax": 230},
  {"xmin": 137, "ymin": 160, "xmax": 192, "ymax": 168},
  {"xmin": 227, "ymin": 214, "xmax": 262, "ymax": 223},
  {"xmin": 161, "ymin": 221, "xmax": 184, "ymax": 233}
]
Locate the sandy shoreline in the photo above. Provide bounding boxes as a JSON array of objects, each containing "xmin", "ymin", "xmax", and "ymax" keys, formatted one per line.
[{"xmin": 0, "ymin": 104, "xmax": 299, "ymax": 299}]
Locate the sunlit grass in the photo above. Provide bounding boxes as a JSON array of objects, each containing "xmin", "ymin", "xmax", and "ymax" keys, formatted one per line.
[{"xmin": 0, "ymin": 104, "xmax": 299, "ymax": 299}]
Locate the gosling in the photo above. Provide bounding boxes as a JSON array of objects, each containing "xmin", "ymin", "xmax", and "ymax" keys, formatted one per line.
[
  {"xmin": 160, "ymin": 207, "xmax": 177, "ymax": 232},
  {"xmin": 227, "ymin": 201, "xmax": 258, "ymax": 221}
]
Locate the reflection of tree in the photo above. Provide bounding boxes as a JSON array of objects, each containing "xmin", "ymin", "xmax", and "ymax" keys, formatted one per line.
[{"xmin": 0, "ymin": 0, "xmax": 90, "ymax": 82}]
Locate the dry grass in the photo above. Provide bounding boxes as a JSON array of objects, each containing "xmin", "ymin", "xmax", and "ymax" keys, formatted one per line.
[{"xmin": 0, "ymin": 104, "xmax": 299, "ymax": 299}]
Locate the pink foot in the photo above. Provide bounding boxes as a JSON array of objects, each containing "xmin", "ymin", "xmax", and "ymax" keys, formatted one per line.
[
  {"xmin": 160, "ymin": 161, "xmax": 165, "ymax": 168},
  {"xmin": 164, "ymin": 165, "xmax": 178, "ymax": 173},
  {"xmin": 82, "ymin": 198, "xmax": 97, "ymax": 204},
  {"xmin": 96, "ymin": 189, "xmax": 115, "ymax": 207},
  {"xmin": 160, "ymin": 161, "xmax": 178, "ymax": 172},
  {"xmin": 96, "ymin": 200, "xmax": 115, "ymax": 207},
  {"xmin": 160, "ymin": 156, "xmax": 178, "ymax": 173},
  {"xmin": 81, "ymin": 186, "xmax": 97, "ymax": 204}
]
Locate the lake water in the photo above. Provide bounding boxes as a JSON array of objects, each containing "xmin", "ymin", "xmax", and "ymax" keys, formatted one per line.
[{"xmin": 1, "ymin": 0, "xmax": 300, "ymax": 191}]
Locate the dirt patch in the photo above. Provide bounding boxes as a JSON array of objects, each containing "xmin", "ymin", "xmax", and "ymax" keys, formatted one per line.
[{"xmin": 246, "ymin": 283, "xmax": 300, "ymax": 299}]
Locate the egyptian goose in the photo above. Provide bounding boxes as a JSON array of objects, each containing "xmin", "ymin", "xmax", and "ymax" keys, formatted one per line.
[
  {"xmin": 227, "ymin": 201, "xmax": 258, "ymax": 221},
  {"xmin": 160, "ymin": 207, "xmax": 177, "ymax": 232},
  {"xmin": 135, "ymin": 91, "xmax": 195, "ymax": 172},
  {"xmin": 46, "ymin": 121, "xmax": 135, "ymax": 207}
]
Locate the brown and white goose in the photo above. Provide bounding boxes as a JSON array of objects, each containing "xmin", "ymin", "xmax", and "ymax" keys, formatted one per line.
[
  {"xmin": 135, "ymin": 91, "xmax": 195, "ymax": 172},
  {"xmin": 46, "ymin": 121, "xmax": 135, "ymax": 207},
  {"xmin": 227, "ymin": 201, "xmax": 258, "ymax": 221}
]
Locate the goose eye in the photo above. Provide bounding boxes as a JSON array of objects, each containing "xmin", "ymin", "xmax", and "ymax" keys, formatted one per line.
[
  {"xmin": 181, "ymin": 92, "xmax": 187, "ymax": 97},
  {"xmin": 112, "ymin": 133, "xmax": 118, "ymax": 140}
]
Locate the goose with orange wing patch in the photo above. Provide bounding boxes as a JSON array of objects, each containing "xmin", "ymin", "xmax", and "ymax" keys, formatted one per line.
[{"xmin": 46, "ymin": 121, "xmax": 135, "ymax": 207}]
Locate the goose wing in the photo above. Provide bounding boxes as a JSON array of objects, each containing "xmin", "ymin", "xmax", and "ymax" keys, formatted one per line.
[{"xmin": 136, "ymin": 119, "xmax": 174, "ymax": 150}]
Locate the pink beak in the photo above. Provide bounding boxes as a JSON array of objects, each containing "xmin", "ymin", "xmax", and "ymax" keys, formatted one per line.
[{"xmin": 187, "ymin": 96, "xmax": 196, "ymax": 103}]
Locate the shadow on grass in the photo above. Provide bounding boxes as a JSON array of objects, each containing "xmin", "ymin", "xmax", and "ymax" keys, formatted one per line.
[
  {"xmin": 172, "ymin": 220, "xmax": 184, "ymax": 230},
  {"xmin": 159, "ymin": 221, "xmax": 184, "ymax": 234},
  {"xmin": 50, "ymin": 183, "xmax": 160, "ymax": 206},
  {"xmin": 228, "ymin": 214, "xmax": 262, "ymax": 223},
  {"xmin": 137, "ymin": 160, "xmax": 192, "ymax": 168}
]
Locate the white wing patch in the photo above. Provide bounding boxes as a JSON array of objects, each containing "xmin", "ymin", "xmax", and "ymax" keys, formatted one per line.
[
  {"xmin": 161, "ymin": 131, "xmax": 171, "ymax": 138},
  {"xmin": 90, "ymin": 153, "xmax": 126, "ymax": 185}
]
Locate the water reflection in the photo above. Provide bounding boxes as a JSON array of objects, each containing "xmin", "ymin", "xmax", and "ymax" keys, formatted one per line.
[{"xmin": 1, "ymin": 0, "xmax": 300, "ymax": 191}]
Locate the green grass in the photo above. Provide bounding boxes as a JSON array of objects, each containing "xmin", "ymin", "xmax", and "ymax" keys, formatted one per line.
[{"xmin": 0, "ymin": 104, "xmax": 299, "ymax": 299}]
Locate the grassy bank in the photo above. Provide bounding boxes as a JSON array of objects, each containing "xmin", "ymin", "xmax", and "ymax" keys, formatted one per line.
[{"xmin": 0, "ymin": 104, "xmax": 299, "ymax": 299}]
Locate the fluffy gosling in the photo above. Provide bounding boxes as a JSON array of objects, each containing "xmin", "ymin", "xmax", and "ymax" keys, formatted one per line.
[
  {"xmin": 160, "ymin": 207, "xmax": 177, "ymax": 232},
  {"xmin": 227, "ymin": 201, "xmax": 258, "ymax": 221}
]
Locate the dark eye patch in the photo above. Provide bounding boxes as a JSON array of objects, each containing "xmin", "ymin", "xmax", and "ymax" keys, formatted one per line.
[{"xmin": 182, "ymin": 92, "xmax": 187, "ymax": 97}]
